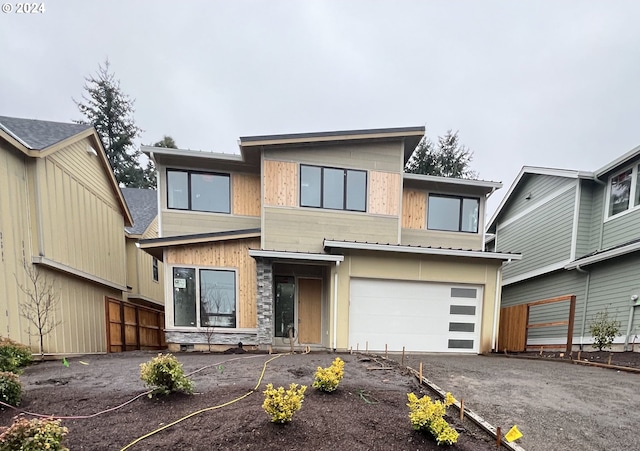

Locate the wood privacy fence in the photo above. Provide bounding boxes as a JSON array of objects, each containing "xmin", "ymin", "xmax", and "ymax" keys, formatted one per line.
[
  {"xmin": 106, "ymin": 297, "xmax": 166, "ymax": 352},
  {"xmin": 498, "ymin": 295, "xmax": 576, "ymax": 353}
]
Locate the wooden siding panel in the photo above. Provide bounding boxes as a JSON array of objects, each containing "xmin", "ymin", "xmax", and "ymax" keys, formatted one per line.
[
  {"xmin": 502, "ymin": 271, "xmax": 585, "ymax": 342},
  {"xmin": 166, "ymin": 238, "xmax": 260, "ymax": 328},
  {"xmin": 263, "ymin": 160, "xmax": 297, "ymax": 207},
  {"xmin": 501, "ymin": 175, "xmax": 575, "ymax": 219},
  {"xmin": 498, "ymin": 304, "xmax": 528, "ymax": 352},
  {"xmin": 161, "ymin": 211, "xmax": 260, "ymax": 237},
  {"xmin": 142, "ymin": 216, "xmax": 159, "ymax": 239},
  {"xmin": 401, "ymin": 228, "xmax": 482, "ymax": 250},
  {"xmin": 368, "ymin": 171, "xmax": 400, "ymax": 216},
  {"xmin": 232, "ymin": 173, "xmax": 261, "ymax": 217},
  {"xmin": 263, "ymin": 207, "xmax": 398, "ymax": 253},
  {"xmin": 499, "ymin": 189, "xmax": 575, "ymax": 280},
  {"xmin": 135, "ymin": 245, "xmax": 164, "ymax": 304},
  {"xmin": 575, "ymin": 181, "xmax": 595, "ymax": 258},
  {"xmin": 264, "ymin": 141, "xmax": 403, "ymax": 172},
  {"xmin": 402, "ymin": 189, "xmax": 426, "ymax": 229}
]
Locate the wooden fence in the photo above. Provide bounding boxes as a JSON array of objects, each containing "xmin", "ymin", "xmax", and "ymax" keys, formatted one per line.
[
  {"xmin": 498, "ymin": 295, "xmax": 576, "ymax": 353},
  {"xmin": 106, "ymin": 297, "xmax": 166, "ymax": 352}
]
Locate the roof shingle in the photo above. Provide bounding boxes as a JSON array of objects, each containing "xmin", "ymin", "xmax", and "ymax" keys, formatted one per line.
[{"xmin": 0, "ymin": 115, "xmax": 92, "ymax": 150}]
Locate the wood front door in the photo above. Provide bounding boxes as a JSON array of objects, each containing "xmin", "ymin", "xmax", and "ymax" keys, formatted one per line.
[{"xmin": 297, "ymin": 278, "xmax": 322, "ymax": 344}]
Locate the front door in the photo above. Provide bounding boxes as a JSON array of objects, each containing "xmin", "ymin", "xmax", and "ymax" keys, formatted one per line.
[{"xmin": 274, "ymin": 276, "xmax": 322, "ymax": 345}]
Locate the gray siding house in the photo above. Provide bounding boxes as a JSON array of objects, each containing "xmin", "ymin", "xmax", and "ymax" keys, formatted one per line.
[{"xmin": 487, "ymin": 145, "xmax": 640, "ymax": 351}]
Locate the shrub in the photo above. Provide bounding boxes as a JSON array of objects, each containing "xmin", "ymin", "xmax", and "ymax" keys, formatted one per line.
[
  {"xmin": 0, "ymin": 416, "xmax": 68, "ymax": 451},
  {"xmin": 312, "ymin": 357, "xmax": 344, "ymax": 392},
  {"xmin": 0, "ymin": 338, "xmax": 32, "ymax": 373},
  {"xmin": 407, "ymin": 392, "xmax": 459, "ymax": 445},
  {"xmin": 0, "ymin": 372, "xmax": 22, "ymax": 407},
  {"xmin": 262, "ymin": 383, "xmax": 307, "ymax": 423},
  {"xmin": 140, "ymin": 353, "xmax": 193, "ymax": 395},
  {"xmin": 589, "ymin": 309, "xmax": 621, "ymax": 351}
]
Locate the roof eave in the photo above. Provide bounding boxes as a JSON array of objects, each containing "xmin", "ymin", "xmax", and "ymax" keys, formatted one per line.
[
  {"xmin": 403, "ymin": 173, "xmax": 502, "ymax": 194},
  {"xmin": 565, "ymin": 241, "xmax": 640, "ymax": 269},
  {"xmin": 594, "ymin": 144, "xmax": 640, "ymax": 179}
]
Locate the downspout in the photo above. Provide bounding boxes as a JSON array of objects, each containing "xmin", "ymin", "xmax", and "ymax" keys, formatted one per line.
[
  {"xmin": 333, "ymin": 261, "xmax": 340, "ymax": 352},
  {"xmin": 624, "ymin": 295, "xmax": 640, "ymax": 351},
  {"xmin": 576, "ymin": 264, "xmax": 591, "ymax": 350}
]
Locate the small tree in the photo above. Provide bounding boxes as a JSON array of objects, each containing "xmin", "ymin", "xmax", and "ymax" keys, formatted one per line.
[
  {"xmin": 16, "ymin": 266, "xmax": 62, "ymax": 360},
  {"xmin": 589, "ymin": 309, "xmax": 621, "ymax": 351},
  {"xmin": 153, "ymin": 136, "xmax": 178, "ymax": 149}
]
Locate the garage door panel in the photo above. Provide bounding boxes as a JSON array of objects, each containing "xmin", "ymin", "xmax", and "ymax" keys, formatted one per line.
[{"xmin": 349, "ymin": 278, "xmax": 481, "ymax": 353}]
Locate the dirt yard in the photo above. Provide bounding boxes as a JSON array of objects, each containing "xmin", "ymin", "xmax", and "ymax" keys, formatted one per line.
[{"xmin": 0, "ymin": 351, "xmax": 506, "ymax": 451}]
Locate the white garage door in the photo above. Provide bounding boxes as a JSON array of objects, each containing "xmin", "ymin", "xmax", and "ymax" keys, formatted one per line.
[{"xmin": 349, "ymin": 278, "xmax": 482, "ymax": 353}]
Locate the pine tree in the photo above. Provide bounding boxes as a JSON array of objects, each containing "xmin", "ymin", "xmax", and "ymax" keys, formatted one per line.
[
  {"xmin": 405, "ymin": 130, "xmax": 477, "ymax": 179},
  {"xmin": 75, "ymin": 60, "xmax": 155, "ymax": 188},
  {"xmin": 153, "ymin": 136, "xmax": 178, "ymax": 149}
]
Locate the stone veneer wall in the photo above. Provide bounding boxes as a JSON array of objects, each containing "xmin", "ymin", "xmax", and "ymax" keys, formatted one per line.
[{"xmin": 256, "ymin": 258, "xmax": 274, "ymax": 347}]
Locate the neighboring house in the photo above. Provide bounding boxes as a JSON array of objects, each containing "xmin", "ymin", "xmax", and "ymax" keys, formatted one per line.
[
  {"xmin": 140, "ymin": 126, "xmax": 519, "ymax": 354},
  {"xmin": 487, "ymin": 145, "xmax": 640, "ymax": 351},
  {"xmin": 0, "ymin": 115, "xmax": 133, "ymax": 355},
  {"xmin": 122, "ymin": 188, "xmax": 164, "ymax": 308}
]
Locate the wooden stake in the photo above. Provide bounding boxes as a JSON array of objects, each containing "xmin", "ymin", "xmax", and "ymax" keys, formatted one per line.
[
  {"xmin": 357, "ymin": 343, "xmax": 359, "ymax": 352},
  {"xmin": 401, "ymin": 346, "xmax": 405, "ymax": 366},
  {"xmin": 349, "ymin": 347, "xmax": 353, "ymax": 354},
  {"xmin": 269, "ymin": 345, "xmax": 272, "ymax": 355},
  {"xmin": 385, "ymin": 343, "xmax": 388, "ymax": 359},
  {"xmin": 539, "ymin": 346, "xmax": 543, "ymax": 355},
  {"xmin": 419, "ymin": 362, "xmax": 423, "ymax": 384},
  {"xmin": 577, "ymin": 350, "xmax": 581, "ymax": 361},
  {"xmin": 459, "ymin": 398, "xmax": 465, "ymax": 420},
  {"xmin": 366, "ymin": 341, "xmax": 368, "ymax": 353},
  {"xmin": 608, "ymin": 354, "xmax": 612, "ymax": 365},
  {"xmin": 496, "ymin": 427, "xmax": 501, "ymax": 448}
]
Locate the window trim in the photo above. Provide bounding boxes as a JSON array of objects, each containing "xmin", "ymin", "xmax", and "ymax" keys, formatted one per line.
[
  {"xmin": 170, "ymin": 265, "xmax": 239, "ymax": 329},
  {"xmin": 426, "ymin": 193, "xmax": 480, "ymax": 234},
  {"xmin": 299, "ymin": 164, "xmax": 367, "ymax": 212},
  {"xmin": 166, "ymin": 169, "xmax": 231, "ymax": 214},
  {"xmin": 605, "ymin": 163, "xmax": 640, "ymax": 221}
]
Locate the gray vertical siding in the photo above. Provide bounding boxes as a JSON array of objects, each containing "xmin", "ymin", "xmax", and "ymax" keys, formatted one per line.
[
  {"xmin": 498, "ymin": 188, "xmax": 575, "ymax": 281},
  {"xmin": 500, "ymin": 175, "xmax": 575, "ymax": 219}
]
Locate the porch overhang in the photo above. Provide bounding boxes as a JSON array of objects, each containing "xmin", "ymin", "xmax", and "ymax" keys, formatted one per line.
[
  {"xmin": 248, "ymin": 249, "xmax": 344, "ymax": 263},
  {"xmin": 323, "ymin": 239, "xmax": 521, "ymax": 261}
]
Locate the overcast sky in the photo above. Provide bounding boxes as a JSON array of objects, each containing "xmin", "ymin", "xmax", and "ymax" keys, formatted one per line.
[{"xmin": 2, "ymin": 1, "xmax": 639, "ymax": 216}]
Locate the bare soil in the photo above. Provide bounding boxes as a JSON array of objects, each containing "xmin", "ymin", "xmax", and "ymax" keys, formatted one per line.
[
  {"xmin": 0, "ymin": 351, "xmax": 506, "ymax": 451},
  {"xmin": 504, "ymin": 349, "xmax": 640, "ymax": 369}
]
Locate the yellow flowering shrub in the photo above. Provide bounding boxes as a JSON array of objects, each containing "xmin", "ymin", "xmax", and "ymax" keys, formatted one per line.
[
  {"xmin": 0, "ymin": 417, "xmax": 68, "ymax": 451},
  {"xmin": 407, "ymin": 392, "xmax": 459, "ymax": 445},
  {"xmin": 312, "ymin": 357, "xmax": 344, "ymax": 392},
  {"xmin": 262, "ymin": 383, "xmax": 307, "ymax": 423}
]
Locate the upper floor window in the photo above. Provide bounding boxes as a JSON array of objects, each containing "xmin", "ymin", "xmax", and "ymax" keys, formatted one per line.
[
  {"xmin": 608, "ymin": 165, "xmax": 640, "ymax": 218},
  {"xmin": 167, "ymin": 170, "xmax": 230, "ymax": 213},
  {"xmin": 300, "ymin": 165, "xmax": 367, "ymax": 212},
  {"xmin": 152, "ymin": 257, "xmax": 159, "ymax": 282},
  {"xmin": 427, "ymin": 194, "xmax": 479, "ymax": 233}
]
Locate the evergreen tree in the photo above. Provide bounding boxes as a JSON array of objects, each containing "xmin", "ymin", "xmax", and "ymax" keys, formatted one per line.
[
  {"xmin": 405, "ymin": 130, "xmax": 477, "ymax": 179},
  {"xmin": 153, "ymin": 136, "xmax": 178, "ymax": 149},
  {"xmin": 75, "ymin": 60, "xmax": 155, "ymax": 188}
]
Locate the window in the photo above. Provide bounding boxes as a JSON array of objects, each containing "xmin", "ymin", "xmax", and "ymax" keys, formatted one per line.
[
  {"xmin": 167, "ymin": 170, "xmax": 230, "ymax": 213},
  {"xmin": 427, "ymin": 195, "xmax": 479, "ymax": 233},
  {"xmin": 152, "ymin": 257, "xmax": 159, "ymax": 282},
  {"xmin": 608, "ymin": 165, "xmax": 640, "ymax": 218},
  {"xmin": 172, "ymin": 267, "xmax": 237, "ymax": 328},
  {"xmin": 300, "ymin": 165, "xmax": 367, "ymax": 212}
]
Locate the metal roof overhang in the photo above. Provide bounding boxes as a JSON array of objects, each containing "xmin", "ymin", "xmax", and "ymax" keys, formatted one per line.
[
  {"xmin": 248, "ymin": 249, "xmax": 344, "ymax": 264},
  {"xmin": 565, "ymin": 240, "xmax": 640, "ymax": 269},
  {"xmin": 323, "ymin": 240, "xmax": 521, "ymax": 261}
]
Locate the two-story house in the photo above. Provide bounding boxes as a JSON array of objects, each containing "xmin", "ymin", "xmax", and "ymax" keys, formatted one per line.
[
  {"xmin": 487, "ymin": 144, "xmax": 640, "ymax": 351},
  {"xmin": 141, "ymin": 126, "xmax": 519, "ymax": 354},
  {"xmin": 0, "ymin": 115, "xmax": 133, "ymax": 355}
]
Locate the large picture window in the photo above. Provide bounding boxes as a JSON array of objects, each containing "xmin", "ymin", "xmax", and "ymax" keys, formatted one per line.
[
  {"xmin": 608, "ymin": 165, "xmax": 640, "ymax": 218},
  {"xmin": 167, "ymin": 170, "xmax": 230, "ymax": 213},
  {"xmin": 172, "ymin": 267, "xmax": 237, "ymax": 328},
  {"xmin": 427, "ymin": 194, "xmax": 479, "ymax": 233},
  {"xmin": 300, "ymin": 165, "xmax": 367, "ymax": 211}
]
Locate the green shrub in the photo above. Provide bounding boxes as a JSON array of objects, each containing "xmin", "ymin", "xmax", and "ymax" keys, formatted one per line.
[
  {"xmin": 0, "ymin": 372, "xmax": 22, "ymax": 407},
  {"xmin": 140, "ymin": 353, "xmax": 193, "ymax": 395},
  {"xmin": 0, "ymin": 416, "xmax": 68, "ymax": 451},
  {"xmin": 0, "ymin": 338, "xmax": 32, "ymax": 373},
  {"xmin": 407, "ymin": 392, "xmax": 459, "ymax": 445},
  {"xmin": 262, "ymin": 383, "xmax": 307, "ymax": 423},
  {"xmin": 589, "ymin": 309, "xmax": 621, "ymax": 351},
  {"xmin": 312, "ymin": 357, "xmax": 345, "ymax": 392}
]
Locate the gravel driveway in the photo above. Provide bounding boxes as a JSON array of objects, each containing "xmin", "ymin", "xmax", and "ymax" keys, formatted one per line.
[{"xmin": 390, "ymin": 354, "xmax": 640, "ymax": 451}]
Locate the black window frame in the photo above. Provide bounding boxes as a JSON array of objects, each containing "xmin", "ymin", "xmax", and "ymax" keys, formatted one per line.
[
  {"xmin": 299, "ymin": 164, "xmax": 367, "ymax": 212},
  {"xmin": 166, "ymin": 169, "xmax": 231, "ymax": 214},
  {"xmin": 152, "ymin": 257, "xmax": 159, "ymax": 282},
  {"xmin": 427, "ymin": 194, "xmax": 480, "ymax": 233}
]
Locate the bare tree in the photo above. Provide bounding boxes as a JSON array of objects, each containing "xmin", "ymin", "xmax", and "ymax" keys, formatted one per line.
[{"xmin": 16, "ymin": 265, "xmax": 62, "ymax": 359}]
